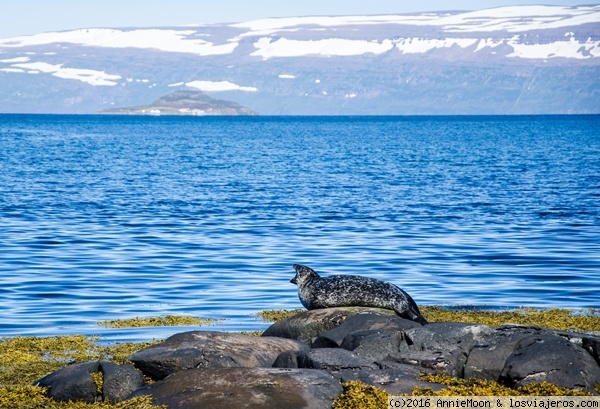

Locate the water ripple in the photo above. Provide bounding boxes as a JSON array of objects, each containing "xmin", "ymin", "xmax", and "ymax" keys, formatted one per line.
[{"xmin": 0, "ymin": 115, "xmax": 599, "ymax": 341}]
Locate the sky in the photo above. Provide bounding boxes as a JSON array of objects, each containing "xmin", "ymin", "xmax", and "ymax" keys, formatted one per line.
[{"xmin": 0, "ymin": 0, "xmax": 591, "ymax": 39}]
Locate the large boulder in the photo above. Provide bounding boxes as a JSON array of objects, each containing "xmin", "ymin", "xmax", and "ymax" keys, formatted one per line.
[
  {"xmin": 129, "ymin": 331, "xmax": 308, "ymax": 380},
  {"xmin": 499, "ymin": 333, "xmax": 600, "ymax": 392},
  {"xmin": 262, "ymin": 307, "xmax": 397, "ymax": 344},
  {"xmin": 312, "ymin": 314, "xmax": 421, "ymax": 348},
  {"xmin": 100, "ymin": 361, "xmax": 144, "ymax": 402},
  {"xmin": 464, "ymin": 325, "xmax": 545, "ymax": 381},
  {"xmin": 341, "ymin": 330, "xmax": 406, "ymax": 362},
  {"xmin": 130, "ymin": 367, "xmax": 343, "ymax": 409},
  {"xmin": 33, "ymin": 360, "xmax": 144, "ymax": 403},
  {"xmin": 384, "ymin": 322, "xmax": 495, "ymax": 377},
  {"xmin": 299, "ymin": 348, "xmax": 378, "ymax": 371},
  {"xmin": 34, "ymin": 361, "xmax": 100, "ymax": 403}
]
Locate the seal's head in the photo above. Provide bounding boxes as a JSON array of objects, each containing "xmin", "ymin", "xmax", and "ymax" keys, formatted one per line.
[{"xmin": 290, "ymin": 264, "xmax": 320, "ymax": 286}]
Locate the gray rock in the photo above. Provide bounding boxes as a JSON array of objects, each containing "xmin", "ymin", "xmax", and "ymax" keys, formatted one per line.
[
  {"xmin": 464, "ymin": 325, "xmax": 544, "ymax": 381},
  {"xmin": 342, "ymin": 330, "xmax": 405, "ymax": 362},
  {"xmin": 384, "ymin": 322, "xmax": 496, "ymax": 377},
  {"xmin": 261, "ymin": 307, "xmax": 397, "ymax": 344},
  {"xmin": 312, "ymin": 314, "xmax": 421, "ymax": 348},
  {"xmin": 34, "ymin": 361, "xmax": 100, "ymax": 403},
  {"xmin": 100, "ymin": 361, "xmax": 144, "ymax": 402},
  {"xmin": 272, "ymin": 351, "xmax": 311, "ymax": 369},
  {"xmin": 582, "ymin": 335, "xmax": 600, "ymax": 366},
  {"xmin": 130, "ymin": 367, "xmax": 343, "ymax": 409},
  {"xmin": 129, "ymin": 331, "xmax": 308, "ymax": 380},
  {"xmin": 401, "ymin": 322, "xmax": 495, "ymax": 353},
  {"xmin": 499, "ymin": 333, "xmax": 600, "ymax": 392},
  {"xmin": 383, "ymin": 349, "xmax": 466, "ymax": 375},
  {"xmin": 299, "ymin": 348, "xmax": 377, "ymax": 371}
]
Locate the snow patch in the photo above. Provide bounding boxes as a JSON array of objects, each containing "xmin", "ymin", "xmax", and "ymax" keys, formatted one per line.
[
  {"xmin": 0, "ymin": 68, "xmax": 25, "ymax": 73},
  {"xmin": 506, "ymin": 37, "xmax": 600, "ymax": 59},
  {"xmin": 231, "ymin": 5, "xmax": 600, "ymax": 34},
  {"xmin": 278, "ymin": 74, "xmax": 296, "ymax": 79},
  {"xmin": 251, "ymin": 37, "xmax": 394, "ymax": 59},
  {"xmin": 168, "ymin": 82, "xmax": 185, "ymax": 87},
  {"xmin": 185, "ymin": 80, "xmax": 257, "ymax": 92},
  {"xmin": 11, "ymin": 62, "xmax": 121, "ymax": 86},
  {"xmin": 0, "ymin": 56, "xmax": 30, "ymax": 63},
  {"xmin": 0, "ymin": 28, "xmax": 238, "ymax": 56},
  {"xmin": 395, "ymin": 38, "xmax": 478, "ymax": 54}
]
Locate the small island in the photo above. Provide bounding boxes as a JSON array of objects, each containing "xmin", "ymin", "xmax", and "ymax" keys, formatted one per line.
[{"xmin": 101, "ymin": 90, "xmax": 258, "ymax": 116}]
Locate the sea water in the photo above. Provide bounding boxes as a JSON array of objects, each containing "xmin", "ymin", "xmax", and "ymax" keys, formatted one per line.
[{"xmin": 0, "ymin": 114, "xmax": 598, "ymax": 341}]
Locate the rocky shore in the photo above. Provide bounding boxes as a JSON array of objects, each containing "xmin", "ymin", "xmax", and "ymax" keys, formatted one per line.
[{"xmin": 33, "ymin": 307, "xmax": 600, "ymax": 408}]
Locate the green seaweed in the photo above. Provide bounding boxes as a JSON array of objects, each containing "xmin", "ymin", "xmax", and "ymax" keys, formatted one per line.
[{"xmin": 98, "ymin": 315, "xmax": 222, "ymax": 328}]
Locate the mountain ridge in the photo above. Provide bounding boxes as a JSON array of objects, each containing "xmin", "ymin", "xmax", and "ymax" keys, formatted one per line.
[{"xmin": 0, "ymin": 5, "xmax": 598, "ymax": 115}]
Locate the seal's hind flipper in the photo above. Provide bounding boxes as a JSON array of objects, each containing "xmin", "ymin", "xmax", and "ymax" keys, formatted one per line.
[{"xmin": 293, "ymin": 264, "xmax": 316, "ymax": 274}]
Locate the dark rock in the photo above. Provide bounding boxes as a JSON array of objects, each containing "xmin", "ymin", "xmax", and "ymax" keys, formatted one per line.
[
  {"xmin": 383, "ymin": 350, "xmax": 466, "ymax": 375},
  {"xmin": 342, "ymin": 330, "xmax": 405, "ymax": 362},
  {"xmin": 34, "ymin": 361, "xmax": 100, "ymax": 403},
  {"xmin": 402, "ymin": 322, "xmax": 495, "ymax": 352},
  {"xmin": 129, "ymin": 331, "xmax": 308, "ymax": 380},
  {"xmin": 299, "ymin": 348, "xmax": 377, "ymax": 371},
  {"xmin": 261, "ymin": 307, "xmax": 397, "ymax": 344},
  {"xmin": 582, "ymin": 335, "xmax": 600, "ymax": 366},
  {"xmin": 312, "ymin": 314, "xmax": 421, "ymax": 348},
  {"xmin": 499, "ymin": 333, "xmax": 600, "ymax": 392},
  {"xmin": 272, "ymin": 351, "xmax": 312, "ymax": 369},
  {"xmin": 384, "ymin": 322, "xmax": 495, "ymax": 377},
  {"xmin": 130, "ymin": 367, "xmax": 343, "ymax": 409},
  {"xmin": 464, "ymin": 325, "xmax": 544, "ymax": 381},
  {"xmin": 100, "ymin": 361, "xmax": 144, "ymax": 402},
  {"xmin": 336, "ymin": 368, "xmax": 445, "ymax": 395}
]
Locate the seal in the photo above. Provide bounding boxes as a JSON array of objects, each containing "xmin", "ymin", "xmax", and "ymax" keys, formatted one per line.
[{"xmin": 290, "ymin": 264, "xmax": 428, "ymax": 325}]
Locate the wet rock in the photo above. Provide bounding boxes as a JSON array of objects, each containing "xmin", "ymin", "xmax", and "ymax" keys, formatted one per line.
[
  {"xmin": 100, "ymin": 361, "xmax": 144, "ymax": 402},
  {"xmin": 312, "ymin": 314, "xmax": 420, "ymax": 348},
  {"xmin": 499, "ymin": 333, "xmax": 600, "ymax": 392},
  {"xmin": 129, "ymin": 331, "xmax": 308, "ymax": 380},
  {"xmin": 34, "ymin": 361, "xmax": 100, "ymax": 403},
  {"xmin": 130, "ymin": 367, "xmax": 343, "ymax": 409},
  {"xmin": 261, "ymin": 307, "xmax": 396, "ymax": 344}
]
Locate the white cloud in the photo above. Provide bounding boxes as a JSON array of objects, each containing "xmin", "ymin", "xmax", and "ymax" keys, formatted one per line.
[{"xmin": 278, "ymin": 74, "xmax": 296, "ymax": 79}]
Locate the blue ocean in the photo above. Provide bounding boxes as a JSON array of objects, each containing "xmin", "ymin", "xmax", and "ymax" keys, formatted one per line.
[{"xmin": 0, "ymin": 114, "xmax": 598, "ymax": 341}]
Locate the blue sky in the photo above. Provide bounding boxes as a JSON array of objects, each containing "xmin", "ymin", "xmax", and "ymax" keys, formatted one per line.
[{"xmin": 0, "ymin": 0, "xmax": 590, "ymax": 38}]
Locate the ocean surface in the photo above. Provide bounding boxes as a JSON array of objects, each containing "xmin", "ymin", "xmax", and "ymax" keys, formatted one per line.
[{"xmin": 0, "ymin": 114, "xmax": 599, "ymax": 342}]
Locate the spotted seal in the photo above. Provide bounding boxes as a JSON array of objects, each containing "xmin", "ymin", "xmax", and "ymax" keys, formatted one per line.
[{"xmin": 290, "ymin": 264, "xmax": 428, "ymax": 325}]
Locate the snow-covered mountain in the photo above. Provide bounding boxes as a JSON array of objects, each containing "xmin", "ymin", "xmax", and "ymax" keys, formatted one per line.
[{"xmin": 1, "ymin": 5, "xmax": 599, "ymax": 114}]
